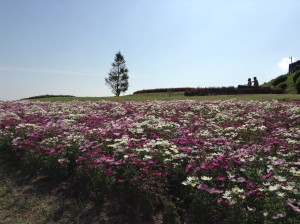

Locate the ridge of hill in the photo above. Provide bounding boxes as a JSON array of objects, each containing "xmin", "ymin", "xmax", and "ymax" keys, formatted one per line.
[
  {"xmin": 262, "ymin": 70, "xmax": 300, "ymax": 94},
  {"xmin": 21, "ymin": 94, "xmax": 76, "ymax": 100}
]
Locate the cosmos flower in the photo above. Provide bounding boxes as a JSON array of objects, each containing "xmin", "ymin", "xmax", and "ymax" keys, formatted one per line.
[{"xmin": 0, "ymin": 99, "xmax": 299, "ymax": 219}]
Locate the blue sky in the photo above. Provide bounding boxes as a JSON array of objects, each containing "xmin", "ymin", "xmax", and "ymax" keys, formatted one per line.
[{"xmin": 0, "ymin": 0, "xmax": 299, "ymax": 100}]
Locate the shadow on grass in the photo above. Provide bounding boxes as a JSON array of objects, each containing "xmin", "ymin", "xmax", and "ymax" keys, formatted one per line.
[{"xmin": 0, "ymin": 151, "xmax": 161, "ymax": 224}]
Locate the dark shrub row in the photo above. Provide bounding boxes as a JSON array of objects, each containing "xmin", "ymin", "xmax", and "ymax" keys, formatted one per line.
[
  {"xmin": 184, "ymin": 86, "xmax": 284, "ymax": 96},
  {"xmin": 133, "ymin": 87, "xmax": 192, "ymax": 94}
]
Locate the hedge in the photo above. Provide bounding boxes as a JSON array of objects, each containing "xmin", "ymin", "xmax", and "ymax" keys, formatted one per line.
[
  {"xmin": 134, "ymin": 88, "xmax": 192, "ymax": 94},
  {"xmin": 184, "ymin": 86, "xmax": 284, "ymax": 96}
]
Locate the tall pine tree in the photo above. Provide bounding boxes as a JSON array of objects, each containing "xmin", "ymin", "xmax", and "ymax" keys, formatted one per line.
[{"xmin": 105, "ymin": 51, "xmax": 129, "ymax": 96}]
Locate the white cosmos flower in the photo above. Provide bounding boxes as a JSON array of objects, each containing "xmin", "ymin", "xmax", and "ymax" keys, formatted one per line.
[
  {"xmin": 201, "ymin": 176, "xmax": 212, "ymax": 181},
  {"xmin": 143, "ymin": 155, "xmax": 152, "ymax": 160},
  {"xmin": 222, "ymin": 190, "xmax": 232, "ymax": 199},
  {"xmin": 269, "ymin": 184, "xmax": 281, "ymax": 191},
  {"xmin": 247, "ymin": 206, "xmax": 256, "ymax": 212},
  {"xmin": 267, "ymin": 165, "xmax": 273, "ymax": 172},
  {"xmin": 276, "ymin": 192, "xmax": 285, "ymax": 197},
  {"xmin": 290, "ymin": 167, "xmax": 300, "ymax": 176},
  {"xmin": 282, "ymin": 185, "xmax": 293, "ymax": 191},
  {"xmin": 274, "ymin": 176, "xmax": 286, "ymax": 182},
  {"xmin": 182, "ymin": 176, "xmax": 199, "ymax": 187},
  {"xmin": 232, "ymin": 186, "xmax": 244, "ymax": 194}
]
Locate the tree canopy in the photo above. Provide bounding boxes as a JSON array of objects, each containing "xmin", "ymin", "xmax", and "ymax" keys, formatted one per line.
[{"xmin": 105, "ymin": 51, "xmax": 129, "ymax": 96}]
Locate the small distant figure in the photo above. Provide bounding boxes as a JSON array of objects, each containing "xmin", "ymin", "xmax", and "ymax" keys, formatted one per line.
[
  {"xmin": 247, "ymin": 78, "xmax": 252, "ymax": 87},
  {"xmin": 253, "ymin": 77, "xmax": 259, "ymax": 87}
]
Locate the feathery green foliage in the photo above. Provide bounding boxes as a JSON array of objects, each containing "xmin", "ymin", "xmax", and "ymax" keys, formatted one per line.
[{"xmin": 105, "ymin": 51, "xmax": 129, "ymax": 96}]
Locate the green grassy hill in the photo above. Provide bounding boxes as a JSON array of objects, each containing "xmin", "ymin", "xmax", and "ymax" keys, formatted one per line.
[
  {"xmin": 262, "ymin": 70, "xmax": 300, "ymax": 94},
  {"xmin": 23, "ymin": 73, "xmax": 300, "ymax": 102},
  {"xmin": 28, "ymin": 93, "xmax": 300, "ymax": 102}
]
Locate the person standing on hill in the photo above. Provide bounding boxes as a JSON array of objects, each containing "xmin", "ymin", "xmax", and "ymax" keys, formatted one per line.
[
  {"xmin": 253, "ymin": 77, "xmax": 259, "ymax": 87},
  {"xmin": 247, "ymin": 78, "xmax": 252, "ymax": 86}
]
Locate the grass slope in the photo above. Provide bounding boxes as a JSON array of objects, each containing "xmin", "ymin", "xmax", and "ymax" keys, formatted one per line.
[
  {"xmin": 263, "ymin": 71, "xmax": 300, "ymax": 94},
  {"xmin": 30, "ymin": 92, "xmax": 300, "ymax": 102}
]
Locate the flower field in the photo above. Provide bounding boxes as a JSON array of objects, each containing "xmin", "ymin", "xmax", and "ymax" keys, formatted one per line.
[{"xmin": 0, "ymin": 100, "xmax": 299, "ymax": 223}]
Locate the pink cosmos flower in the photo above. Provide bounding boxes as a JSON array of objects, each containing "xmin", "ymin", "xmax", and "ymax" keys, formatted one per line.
[
  {"xmin": 185, "ymin": 163, "xmax": 194, "ymax": 173},
  {"xmin": 272, "ymin": 213, "xmax": 286, "ymax": 219},
  {"xmin": 105, "ymin": 168, "xmax": 114, "ymax": 175},
  {"xmin": 216, "ymin": 176, "xmax": 226, "ymax": 181},
  {"xmin": 206, "ymin": 188, "xmax": 224, "ymax": 194},
  {"xmin": 204, "ymin": 142, "xmax": 212, "ymax": 146},
  {"xmin": 262, "ymin": 173, "xmax": 272, "ymax": 180},
  {"xmin": 287, "ymin": 199, "xmax": 300, "ymax": 213},
  {"xmin": 237, "ymin": 177, "xmax": 246, "ymax": 183},
  {"xmin": 273, "ymin": 159, "xmax": 285, "ymax": 165},
  {"xmin": 117, "ymin": 178, "xmax": 125, "ymax": 183}
]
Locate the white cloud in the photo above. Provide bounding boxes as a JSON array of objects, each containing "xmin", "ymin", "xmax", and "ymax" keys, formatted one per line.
[
  {"xmin": 0, "ymin": 66, "xmax": 100, "ymax": 77},
  {"xmin": 278, "ymin": 57, "xmax": 296, "ymax": 71}
]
